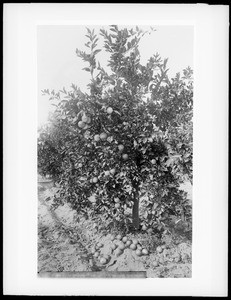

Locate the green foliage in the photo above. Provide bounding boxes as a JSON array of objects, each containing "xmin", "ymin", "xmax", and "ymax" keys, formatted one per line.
[{"xmin": 38, "ymin": 25, "xmax": 193, "ymax": 233}]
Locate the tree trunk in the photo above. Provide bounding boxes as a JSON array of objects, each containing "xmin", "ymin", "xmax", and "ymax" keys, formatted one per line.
[
  {"xmin": 132, "ymin": 197, "xmax": 140, "ymax": 230},
  {"xmin": 132, "ymin": 183, "xmax": 140, "ymax": 230}
]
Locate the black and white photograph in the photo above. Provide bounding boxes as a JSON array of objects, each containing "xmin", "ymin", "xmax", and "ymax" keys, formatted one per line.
[
  {"xmin": 37, "ymin": 25, "xmax": 193, "ymax": 277},
  {"xmin": 4, "ymin": 3, "xmax": 228, "ymax": 296}
]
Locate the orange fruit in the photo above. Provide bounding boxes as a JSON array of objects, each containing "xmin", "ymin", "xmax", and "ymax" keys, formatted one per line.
[
  {"xmin": 156, "ymin": 246, "xmax": 162, "ymax": 253},
  {"xmin": 78, "ymin": 121, "xmax": 85, "ymax": 128},
  {"xmin": 142, "ymin": 225, "xmax": 147, "ymax": 231},
  {"xmin": 110, "ymin": 234, "xmax": 115, "ymax": 241},
  {"xmin": 86, "ymin": 116, "xmax": 91, "ymax": 124},
  {"xmin": 130, "ymin": 244, "xmax": 137, "ymax": 250},
  {"xmin": 118, "ymin": 243, "xmax": 125, "ymax": 250},
  {"xmin": 107, "ymin": 136, "xmax": 113, "ymax": 143},
  {"xmin": 142, "ymin": 249, "xmax": 149, "ymax": 255},
  {"xmin": 110, "ymin": 168, "xmax": 116, "ymax": 175},
  {"xmin": 115, "ymin": 203, "xmax": 120, "ymax": 209},
  {"xmin": 100, "ymin": 257, "xmax": 107, "ymax": 265},
  {"xmin": 82, "ymin": 115, "xmax": 88, "ymax": 123},
  {"xmin": 115, "ymin": 249, "xmax": 123, "ymax": 257},
  {"xmin": 122, "ymin": 236, "xmax": 128, "ymax": 243},
  {"xmin": 137, "ymin": 244, "xmax": 142, "ymax": 250},
  {"xmin": 136, "ymin": 249, "xmax": 142, "ymax": 256},
  {"xmin": 122, "ymin": 154, "xmax": 128, "ymax": 160},
  {"xmin": 126, "ymin": 240, "xmax": 132, "ymax": 247},
  {"xmin": 91, "ymin": 197, "xmax": 97, "ymax": 203},
  {"xmin": 118, "ymin": 144, "xmax": 124, "ymax": 151},
  {"xmin": 132, "ymin": 239, "xmax": 138, "ymax": 245},
  {"xmin": 105, "ymin": 170, "xmax": 110, "ymax": 176},
  {"xmin": 114, "ymin": 198, "xmax": 120, "ymax": 203},
  {"xmin": 116, "ymin": 234, "xmax": 122, "ymax": 240},
  {"xmin": 111, "ymin": 243, "xmax": 117, "ymax": 250},
  {"xmin": 94, "ymin": 134, "xmax": 100, "ymax": 142},
  {"xmin": 94, "ymin": 251, "xmax": 99, "ymax": 258},
  {"xmin": 92, "ymin": 177, "xmax": 98, "ymax": 183},
  {"xmin": 100, "ymin": 132, "xmax": 107, "ymax": 140},
  {"xmin": 106, "ymin": 107, "xmax": 113, "ymax": 114}
]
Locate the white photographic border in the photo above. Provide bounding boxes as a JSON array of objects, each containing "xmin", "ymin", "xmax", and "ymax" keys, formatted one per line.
[{"xmin": 3, "ymin": 3, "xmax": 228, "ymax": 296}]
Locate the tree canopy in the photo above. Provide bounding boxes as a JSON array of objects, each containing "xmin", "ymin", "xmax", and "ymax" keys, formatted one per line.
[{"xmin": 38, "ymin": 25, "xmax": 193, "ymax": 233}]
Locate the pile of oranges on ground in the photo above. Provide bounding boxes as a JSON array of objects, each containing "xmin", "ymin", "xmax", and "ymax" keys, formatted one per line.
[{"xmin": 91, "ymin": 234, "xmax": 150, "ymax": 265}]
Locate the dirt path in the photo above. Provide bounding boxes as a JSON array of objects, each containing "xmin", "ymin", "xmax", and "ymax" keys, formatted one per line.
[{"xmin": 38, "ymin": 186, "xmax": 91, "ymax": 273}]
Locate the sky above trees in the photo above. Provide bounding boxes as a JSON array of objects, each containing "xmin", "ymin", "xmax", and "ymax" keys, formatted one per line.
[{"xmin": 37, "ymin": 25, "xmax": 193, "ymax": 126}]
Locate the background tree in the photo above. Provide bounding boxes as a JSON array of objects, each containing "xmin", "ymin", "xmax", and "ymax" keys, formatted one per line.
[{"xmin": 38, "ymin": 25, "xmax": 193, "ymax": 232}]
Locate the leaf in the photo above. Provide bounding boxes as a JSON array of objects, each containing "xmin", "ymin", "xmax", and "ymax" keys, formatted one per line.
[
  {"xmin": 82, "ymin": 67, "xmax": 91, "ymax": 72},
  {"xmin": 93, "ymin": 49, "xmax": 101, "ymax": 55},
  {"xmin": 163, "ymin": 58, "xmax": 168, "ymax": 70},
  {"xmin": 165, "ymin": 158, "xmax": 173, "ymax": 167},
  {"xmin": 86, "ymin": 27, "xmax": 92, "ymax": 35},
  {"xmin": 153, "ymin": 202, "xmax": 158, "ymax": 210},
  {"xmin": 110, "ymin": 25, "xmax": 118, "ymax": 31},
  {"xmin": 110, "ymin": 27, "xmax": 117, "ymax": 33}
]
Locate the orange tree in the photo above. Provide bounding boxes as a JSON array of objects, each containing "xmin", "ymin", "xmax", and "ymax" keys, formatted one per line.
[
  {"xmin": 38, "ymin": 112, "xmax": 70, "ymax": 182},
  {"xmin": 38, "ymin": 26, "xmax": 193, "ymax": 232}
]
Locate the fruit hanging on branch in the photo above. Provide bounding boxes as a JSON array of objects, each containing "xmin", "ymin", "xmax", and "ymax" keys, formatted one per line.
[
  {"xmin": 94, "ymin": 134, "xmax": 100, "ymax": 142},
  {"xmin": 106, "ymin": 107, "xmax": 113, "ymax": 114},
  {"xmin": 110, "ymin": 168, "xmax": 116, "ymax": 175},
  {"xmin": 78, "ymin": 121, "xmax": 86, "ymax": 129},
  {"xmin": 92, "ymin": 177, "xmax": 98, "ymax": 183},
  {"xmin": 100, "ymin": 132, "xmax": 107, "ymax": 141},
  {"xmin": 118, "ymin": 144, "xmax": 124, "ymax": 152},
  {"xmin": 122, "ymin": 154, "xmax": 128, "ymax": 161}
]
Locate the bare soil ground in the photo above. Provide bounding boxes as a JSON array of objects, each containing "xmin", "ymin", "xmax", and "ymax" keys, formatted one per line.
[{"xmin": 38, "ymin": 182, "xmax": 192, "ymax": 277}]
